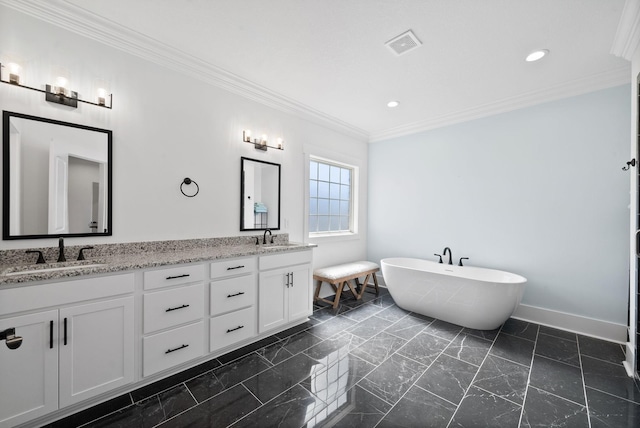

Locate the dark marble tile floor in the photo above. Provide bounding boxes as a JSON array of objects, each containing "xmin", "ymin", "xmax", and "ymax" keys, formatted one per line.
[{"xmin": 46, "ymin": 288, "xmax": 640, "ymax": 428}]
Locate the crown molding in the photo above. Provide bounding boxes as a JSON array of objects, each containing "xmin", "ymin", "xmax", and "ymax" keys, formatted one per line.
[
  {"xmin": 369, "ymin": 67, "xmax": 631, "ymax": 142},
  {"xmin": 611, "ymin": 0, "xmax": 640, "ymax": 60},
  {"xmin": 0, "ymin": 0, "xmax": 369, "ymax": 141},
  {"xmin": 2, "ymin": 0, "xmax": 633, "ymax": 144}
]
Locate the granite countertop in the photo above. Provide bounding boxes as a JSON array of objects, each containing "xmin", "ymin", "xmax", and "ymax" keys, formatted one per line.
[{"xmin": 0, "ymin": 237, "xmax": 315, "ymax": 286}]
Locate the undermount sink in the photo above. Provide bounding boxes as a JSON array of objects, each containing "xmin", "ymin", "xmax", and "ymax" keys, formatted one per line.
[
  {"xmin": 4, "ymin": 262, "xmax": 107, "ymax": 276},
  {"xmin": 261, "ymin": 243, "xmax": 303, "ymax": 249}
]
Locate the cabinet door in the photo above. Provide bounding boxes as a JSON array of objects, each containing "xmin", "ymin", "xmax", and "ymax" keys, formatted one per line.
[
  {"xmin": 288, "ymin": 265, "xmax": 312, "ymax": 322},
  {"xmin": 59, "ymin": 296, "xmax": 134, "ymax": 407},
  {"xmin": 0, "ymin": 310, "xmax": 58, "ymax": 428},
  {"xmin": 258, "ymin": 268, "xmax": 288, "ymax": 333}
]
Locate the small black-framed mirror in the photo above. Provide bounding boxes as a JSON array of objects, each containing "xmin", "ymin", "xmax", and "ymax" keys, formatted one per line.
[
  {"xmin": 3, "ymin": 111, "xmax": 113, "ymax": 240},
  {"xmin": 240, "ymin": 157, "xmax": 280, "ymax": 231}
]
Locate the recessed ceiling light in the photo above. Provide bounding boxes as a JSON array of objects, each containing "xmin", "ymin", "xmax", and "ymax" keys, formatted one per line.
[
  {"xmin": 525, "ymin": 49, "xmax": 549, "ymax": 62},
  {"xmin": 387, "ymin": 101, "xmax": 399, "ymax": 108}
]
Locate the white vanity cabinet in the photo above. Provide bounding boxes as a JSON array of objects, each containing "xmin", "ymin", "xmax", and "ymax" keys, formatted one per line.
[
  {"xmin": 209, "ymin": 257, "xmax": 257, "ymax": 352},
  {"xmin": 258, "ymin": 251, "xmax": 312, "ymax": 333},
  {"xmin": 0, "ymin": 274, "xmax": 135, "ymax": 428},
  {"xmin": 142, "ymin": 264, "xmax": 205, "ymax": 377}
]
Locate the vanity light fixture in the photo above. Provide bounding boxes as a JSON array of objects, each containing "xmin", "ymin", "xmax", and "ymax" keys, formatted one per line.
[
  {"xmin": 0, "ymin": 62, "xmax": 113, "ymax": 109},
  {"xmin": 7, "ymin": 62, "xmax": 21, "ymax": 85},
  {"xmin": 525, "ymin": 49, "xmax": 549, "ymax": 62},
  {"xmin": 243, "ymin": 130, "xmax": 284, "ymax": 151}
]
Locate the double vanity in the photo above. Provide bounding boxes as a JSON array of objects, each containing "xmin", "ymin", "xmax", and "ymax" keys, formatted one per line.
[{"xmin": 0, "ymin": 235, "xmax": 314, "ymax": 428}]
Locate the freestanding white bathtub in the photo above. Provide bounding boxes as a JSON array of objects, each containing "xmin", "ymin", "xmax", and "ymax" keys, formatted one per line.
[{"xmin": 380, "ymin": 258, "xmax": 526, "ymax": 330}]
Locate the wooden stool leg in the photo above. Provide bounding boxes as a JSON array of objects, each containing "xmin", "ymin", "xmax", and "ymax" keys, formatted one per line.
[
  {"xmin": 346, "ymin": 279, "xmax": 359, "ymax": 299},
  {"xmin": 333, "ymin": 281, "xmax": 346, "ymax": 309},
  {"xmin": 356, "ymin": 274, "xmax": 371, "ymax": 299},
  {"xmin": 313, "ymin": 279, "xmax": 323, "ymax": 301},
  {"xmin": 372, "ymin": 272, "xmax": 380, "ymax": 295}
]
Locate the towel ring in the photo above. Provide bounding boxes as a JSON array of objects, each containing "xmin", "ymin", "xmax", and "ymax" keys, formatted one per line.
[{"xmin": 180, "ymin": 177, "xmax": 199, "ymax": 197}]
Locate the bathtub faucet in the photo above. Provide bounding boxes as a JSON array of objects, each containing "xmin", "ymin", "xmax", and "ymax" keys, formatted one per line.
[{"xmin": 442, "ymin": 247, "xmax": 453, "ymax": 265}]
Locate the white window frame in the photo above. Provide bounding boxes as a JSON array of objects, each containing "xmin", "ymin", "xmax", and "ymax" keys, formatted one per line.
[{"xmin": 304, "ymin": 152, "xmax": 359, "ymax": 242}]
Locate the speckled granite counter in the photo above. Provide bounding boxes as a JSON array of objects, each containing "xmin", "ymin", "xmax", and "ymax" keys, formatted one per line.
[{"xmin": 0, "ymin": 234, "xmax": 315, "ymax": 285}]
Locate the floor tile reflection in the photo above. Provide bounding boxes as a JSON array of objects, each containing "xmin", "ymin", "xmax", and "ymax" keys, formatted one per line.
[{"xmin": 52, "ymin": 287, "xmax": 640, "ymax": 428}]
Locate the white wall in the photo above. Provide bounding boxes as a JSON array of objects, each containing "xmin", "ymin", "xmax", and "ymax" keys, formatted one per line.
[
  {"xmin": 0, "ymin": 6, "xmax": 368, "ymax": 266},
  {"xmin": 369, "ymin": 85, "xmax": 630, "ymax": 330}
]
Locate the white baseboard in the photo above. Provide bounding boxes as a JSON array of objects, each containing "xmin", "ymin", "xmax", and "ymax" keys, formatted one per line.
[{"xmin": 513, "ymin": 304, "xmax": 627, "ymax": 343}]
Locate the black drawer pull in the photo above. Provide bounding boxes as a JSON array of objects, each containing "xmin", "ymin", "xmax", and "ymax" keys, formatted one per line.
[
  {"xmin": 227, "ymin": 292, "xmax": 245, "ymax": 298},
  {"xmin": 50, "ymin": 320, "xmax": 53, "ymax": 349},
  {"xmin": 226, "ymin": 265, "xmax": 245, "ymax": 271},
  {"xmin": 166, "ymin": 304, "xmax": 190, "ymax": 312},
  {"xmin": 166, "ymin": 274, "xmax": 190, "ymax": 280},
  {"xmin": 63, "ymin": 317, "xmax": 68, "ymax": 346},
  {"xmin": 165, "ymin": 344, "xmax": 189, "ymax": 354},
  {"xmin": 226, "ymin": 325, "xmax": 244, "ymax": 333}
]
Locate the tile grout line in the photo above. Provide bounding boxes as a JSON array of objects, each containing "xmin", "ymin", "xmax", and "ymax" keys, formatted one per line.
[
  {"xmin": 370, "ymin": 329, "xmax": 461, "ymax": 428},
  {"xmin": 577, "ymin": 337, "xmax": 594, "ymax": 428},
  {"xmin": 516, "ymin": 325, "xmax": 540, "ymax": 428},
  {"xmin": 444, "ymin": 324, "xmax": 506, "ymax": 428}
]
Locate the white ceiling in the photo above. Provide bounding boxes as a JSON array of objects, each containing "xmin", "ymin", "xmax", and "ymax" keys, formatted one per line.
[{"xmin": 4, "ymin": 0, "xmax": 634, "ymax": 141}]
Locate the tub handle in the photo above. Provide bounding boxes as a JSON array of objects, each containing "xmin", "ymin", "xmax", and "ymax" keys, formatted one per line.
[
  {"xmin": 458, "ymin": 257, "xmax": 469, "ymax": 267},
  {"xmin": 434, "ymin": 253, "xmax": 443, "ymax": 264}
]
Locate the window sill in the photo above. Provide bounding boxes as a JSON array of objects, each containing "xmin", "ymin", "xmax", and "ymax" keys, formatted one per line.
[{"xmin": 308, "ymin": 232, "xmax": 360, "ymax": 244}]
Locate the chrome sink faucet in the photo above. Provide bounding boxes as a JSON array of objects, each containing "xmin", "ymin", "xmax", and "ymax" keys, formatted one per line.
[
  {"xmin": 57, "ymin": 237, "xmax": 66, "ymax": 262},
  {"xmin": 442, "ymin": 247, "xmax": 453, "ymax": 265}
]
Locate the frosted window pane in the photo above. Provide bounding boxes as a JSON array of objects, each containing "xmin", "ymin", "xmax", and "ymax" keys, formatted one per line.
[
  {"xmin": 318, "ymin": 163, "xmax": 330, "ymax": 181},
  {"xmin": 310, "ymin": 180, "xmax": 318, "ymax": 197},
  {"xmin": 340, "ymin": 185, "xmax": 350, "ymax": 201},
  {"xmin": 318, "ymin": 199, "xmax": 329, "ymax": 215},
  {"xmin": 309, "ymin": 215, "xmax": 318, "ymax": 232},
  {"xmin": 310, "ymin": 198, "xmax": 318, "ymax": 215},
  {"xmin": 329, "ymin": 216, "xmax": 340, "ymax": 231},
  {"xmin": 330, "ymin": 200, "xmax": 340, "ymax": 215},
  {"xmin": 310, "ymin": 161, "xmax": 318, "ymax": 180},
  {"xmin": 340, "ymin": 168, "xmax": 350, "ymax": 185},
  {"xmin": 340, "ymin": 200, "xmax": 349, "ymax": 216},
  {"xmin": 318, "ymin": 181, "xmax": 330, "ymax": 198},
  {"xmin": 340, "ymin": 216, "xmax": 349, "ymax": 230},
  {"xmin": 330, "ymin": 183, "xmax": 340, "ymax": 199},
  {"xmin": 330, "ymin": 165, "xmax": 341, "ymax": 183},
  {"xmin": 318, "ymin": 216, "xmax": 329, "ymax": 231}
]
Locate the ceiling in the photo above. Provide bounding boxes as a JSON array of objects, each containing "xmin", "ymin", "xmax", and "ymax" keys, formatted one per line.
[{"xmin": 3, "ymin": 0, "xmax": 634, "ymax": 141}]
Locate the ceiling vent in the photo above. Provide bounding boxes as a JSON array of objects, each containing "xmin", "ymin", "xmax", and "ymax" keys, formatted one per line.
[{"xmin": 385, "ymin": 30, "xmax": 422, "ymax": 56}]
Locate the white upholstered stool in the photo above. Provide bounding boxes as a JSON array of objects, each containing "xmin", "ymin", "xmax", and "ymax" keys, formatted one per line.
[{"xmin": 313, "ymin": 261, "xmax": 380, "ymax": 309}]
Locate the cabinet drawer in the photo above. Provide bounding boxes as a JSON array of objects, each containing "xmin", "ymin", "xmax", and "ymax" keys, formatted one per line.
[
  {"xmin": 210, "ymin": 307, "xmax": 256, "ymax": 352},
  {"xmin": 144, "ymin": 283, "xmax": 204, "ymax": 334},
  {"xmin": 143, "ymin": 321, "xmax": 204, "ymax": 377},
  {"xmin": 259, "ymin": 250, "xmax": 312, "ymax": 271},
  {"xmin": 144, "ymin": 264, "xmax": 204, "ymax": 291},
  {"xmin": 210, "ymin": 257, "xmax": 256, "ymax": 279},
  {"xmin": 210, "ymin": 275, "xmax": 255, "ymax": 316}
]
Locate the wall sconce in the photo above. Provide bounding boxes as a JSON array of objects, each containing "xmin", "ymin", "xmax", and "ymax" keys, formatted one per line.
[
  {"xmin": 243, "ymin": 130, "xmax": 284, "ymax": 151},
  {"xmin": 0, "ymin": 62, "xmax": 113, "ymax": 109}
]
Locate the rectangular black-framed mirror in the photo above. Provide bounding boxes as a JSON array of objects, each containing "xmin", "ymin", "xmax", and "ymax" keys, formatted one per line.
[
  {"xmin": 3, "ymin": 111, "xmax": 113, "ymax": 240},
  {"xmin": 240, "ymin": 157, "xmax": 280, "ymax": 231}
]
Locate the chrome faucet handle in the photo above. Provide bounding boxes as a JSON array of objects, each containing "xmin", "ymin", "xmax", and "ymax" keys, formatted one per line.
[
  {"xmin": 434, "ymin": 253, "xmax": 443, "ymax": 264},
  {"xmin": 458, "ymin": 257, "xmax": 469, "ymax": 266}
]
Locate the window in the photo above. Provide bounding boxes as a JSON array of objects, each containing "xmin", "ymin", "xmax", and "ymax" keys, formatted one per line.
[{"xmin": 309, "ymin": 158, "xmax": 354, "ymax": 234}]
